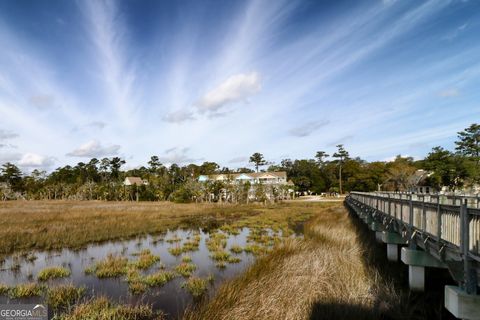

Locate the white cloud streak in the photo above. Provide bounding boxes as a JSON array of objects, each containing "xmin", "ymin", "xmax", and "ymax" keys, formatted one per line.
[
  {"xmin": 66, "ymin": 140, "xmax": 121, "ymax": 158},
  {"xmin": 81, "ymin": 0, "xmax": 138, "ymax": 127},
  {"xmin": 197, "ymin": 72, "xmax": 261, "ymax": 113},
  {"xmin": 19, "ymin": 153, "xmax": 55, "ymax": 168}
]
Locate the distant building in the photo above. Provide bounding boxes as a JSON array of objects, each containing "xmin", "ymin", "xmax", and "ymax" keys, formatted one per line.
[
  {"xmin": 408, "ymin": 170, "xmax": 435, "ymax": 193},
  {"xmin": 123, "ymin": 177, "xmax": 148, "ymax": 186},
  {"xmin": 198, "ymin": 171, "xmax": 288, "ymax": 185},
  {"xmin": 197, "ymin": 171, "xmax": 294, "ymax": 202}
]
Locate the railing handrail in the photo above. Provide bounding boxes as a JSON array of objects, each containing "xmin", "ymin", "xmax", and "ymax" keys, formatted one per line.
[{"xmin": 349, "ymin": 191, "xmax": 480, "ymax": 209}]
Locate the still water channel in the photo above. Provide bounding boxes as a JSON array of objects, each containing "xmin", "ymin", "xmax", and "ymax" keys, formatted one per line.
[{"xmin": 0, "ymin": 227, "xmax": 284, "ymax": 318}]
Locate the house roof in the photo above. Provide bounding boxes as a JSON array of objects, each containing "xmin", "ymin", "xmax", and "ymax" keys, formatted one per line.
[
  {"xmin": 408, "ymin": 170, "xmax": 433, "ymax": 186},
  {"xmin": 125, "ymin": 177, "xmax": 144, "ymax": 185}
]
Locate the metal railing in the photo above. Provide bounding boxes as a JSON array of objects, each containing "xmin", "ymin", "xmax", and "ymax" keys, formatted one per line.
[
  {"xmin": 349, "ymin": 192, "xmax": 480, "ymax": 262},
  {"xmin": 369, "ymin": 191, "xmax": 480, "ymax": 208}
]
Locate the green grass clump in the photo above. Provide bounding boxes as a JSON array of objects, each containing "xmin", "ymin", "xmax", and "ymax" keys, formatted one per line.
[
  {"xmin": 215, "ymin": 261, "xmax": 226, "ymax": 269},
  {"xmin": 128, "ymin": 281, "xmax": 148, "ymax": 294},
  {"xmin": 46, "ymin": 284, "xmax": 85, "ymax": 312},
  {"xmin": 182, "ymin": 277, "xmax": 209, "ymax": 299},
  {"xmin": 244, "ymin": 244, "xmax": 266, "ymax": 256},
  {"xmin": 168, "ymin": 246, "xmax": 183, "ymax": 256},
  {"xmin": 166, "ymin": 235, "xmax": 182, "ymax": 243},
  {"xmin": 9, "ymin": 283, "xmax": 44, "ymax": 298},
  {"xmin": 37, "ymin": 266, "xmax": 71, "ymax": 281},
  {"xmin": 174, "ymin": 262, "xmax": 197, "ymax": 277},
  {"xmin": 220, "ymin": 224, "xmax": 240, "ymax": 235},
  {"xmin": 143, "ymin": 271, "xmax": 176, "ymax": 287},
  {"xmin": 182, "ymin": 255, "xmax": 192, "ymax": 263},
  {"xmin": 60, "ymin": 297, "xmax": 162, "ymax": 320},
  {"xmin": 130, "ymin": 249, "xmax": 160, "ymax": 270},
  {"xmin": 206, "ymin": 232, "xmax": 227, "ymax": 252},
  {"xmin": 227, "ymin": 256, "xmax": 241, "ymax": 263},
  {"xmin": 125, "ymin": 267, "xmax": 146, "ymax": 294},
  {"xmin": 0, "ymin": 284, "xmax": 9, "ymax": 295},
  {"xmin": 182, "ymin": 235, "xmax": 201, "ymax": 252},
  {"xmin": 210, "ymin": 250, "xmax": 230, "ymax": 262},
  {"xmin": 229, "ymin": 245, "xmax": 243, "ymax": 254},
  {"xmin": 87, "ymin": 254, "xmax": 128, "ymax": 278}
]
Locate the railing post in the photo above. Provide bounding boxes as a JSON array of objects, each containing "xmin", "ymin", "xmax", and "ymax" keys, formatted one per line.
[
  {"xmin": 409, "ymin": 194, "xmax": 413, "ymax": 226},
  {"xmin": 422, "ymin": 197, "xmax": 426, "ymax": 231},
  {"xmin": 461, "ymin": 200, "xmax": 477, "ymax": 294},
  {"xmin": 436, "ymin": 202, "xmax": 442, "ymax": 241}
]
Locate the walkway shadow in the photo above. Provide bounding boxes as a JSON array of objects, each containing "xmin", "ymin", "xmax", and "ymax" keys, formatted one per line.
[{"xmin": 309, "ymin": 301, "xmax": 374, "ymax": 320}]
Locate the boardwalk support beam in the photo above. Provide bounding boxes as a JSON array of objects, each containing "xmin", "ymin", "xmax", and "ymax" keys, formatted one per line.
[
  {"xmin": 380, "ymin": 231, "xmax": 406, "ymax": 262},
  {"xmin": 444, "ymin": 285, "xmax": 480, "ymax": 320},
  {"xmin": 401, "ymin": 247, "xmax": 447, "ymax": 291}
]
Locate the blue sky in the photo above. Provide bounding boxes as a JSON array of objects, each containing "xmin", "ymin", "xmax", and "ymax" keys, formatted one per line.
[{"xmin": 0, "ymin": 0, "xmax": 479, "ymax": 171}]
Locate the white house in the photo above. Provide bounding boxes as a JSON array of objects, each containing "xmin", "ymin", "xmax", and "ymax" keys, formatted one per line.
[{"xmin": 198, "ymin": 171, "xmax": 289, "ymax": 185}]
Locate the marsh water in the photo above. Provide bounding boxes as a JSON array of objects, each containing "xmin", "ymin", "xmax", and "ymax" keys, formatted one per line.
[{"xmin": 0, "ymin": 227, "xmax": 275, "ymax": 318}]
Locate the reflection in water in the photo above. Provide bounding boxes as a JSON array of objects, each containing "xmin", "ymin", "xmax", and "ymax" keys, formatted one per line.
[{"xmin": 0, "ymin": 227, "xmax": 268, "ymax": 318}]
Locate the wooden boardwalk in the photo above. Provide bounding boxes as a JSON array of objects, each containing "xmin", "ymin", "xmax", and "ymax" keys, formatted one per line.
[{"xmin": 346, "ymin": 192, "xmax": 480, "ymax": 319}]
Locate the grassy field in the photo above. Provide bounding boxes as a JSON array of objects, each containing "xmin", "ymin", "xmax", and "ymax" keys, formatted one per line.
[{"xmin": 0, "ymin": 200, "xmax": 331, "ymax": 255}]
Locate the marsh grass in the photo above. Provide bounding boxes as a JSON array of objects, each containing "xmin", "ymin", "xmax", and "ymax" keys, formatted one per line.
[
  {"xmin": 37, "ymin": 266, "xmax": 71, "ymax": 281},
  {"xmin": 130, "ymin": 249, "xmax": 160, "ymax": 270},
  {"xmin": 209, "ymin": 250, "xmax": 230, "ymax": 262},
  {"xmin": 181, "ymin": 255, "xmax": 192, "ymax": 263},
  {"xmin": 59, "ymin": 296, "xmax": 164, "ymax": 320},
  {"xmin": 0, "ymin": 283, "xmax": 9, "ymax": 295},
  {"xmin": 168, "ymin": 246, "xmax": 183, "ymax": 257},
  {"xmin": 181, "ymin": 234, "xmax": 201, "ymax": 252},
  {"xmin": 8, "ymin": 283, "xmax": 44, "ymax": 298},
  {"xmin": 0, "ymin": 201, "xmax": 332, "ymax": 255},
  {"xmin": 174, "ymin": 262, "xmax": 197, "ymax": 277},
  {"xmin": 229, "ymin": 245, "xmax": 243, "ymax": 254},
  {"xmin": 165, "ymin": 235, "xmax": 182, "ymax": 244},
  {"xmin": 143, "ymin": 271, "xmax": 176, "ymax": 287},
  {"xmin": 243, "ymin": 244, "xmax": 266, "ymax": 256},
  {"xmin": 181, "ymin": 277, "xmax": 210, "ymax": 299},
  {"xmin": 46, "ymin": 284, "xmax": 85, "ymax": 312},
  {"xmin": 184, "ymin": 204, "xmax": 394, "ymax": 320},
  {"xmin": 86, "ymin": 254, "xmax": 128, "ymax": 278},
  {"xmin": 227, "ymin": 256, "xmax": 241, "ymax": 263}
]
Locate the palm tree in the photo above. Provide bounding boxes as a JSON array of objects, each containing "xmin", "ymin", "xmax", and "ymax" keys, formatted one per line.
[{"xmin": 249, "ymin": 153, "xmax": 266, "ymax": 172}]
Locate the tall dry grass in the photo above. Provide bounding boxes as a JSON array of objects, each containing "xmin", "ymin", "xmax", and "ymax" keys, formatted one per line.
[
  {"xmin": 0, "ymin": 200, "xmax": 332, "ymax": 255},
  {"xmin": 184, "ymin": 205, "xmax": 404, "ymax": 320}
]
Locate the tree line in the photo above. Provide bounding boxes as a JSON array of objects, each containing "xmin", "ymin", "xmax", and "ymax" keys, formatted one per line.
[{"xmin": 0, "ymin": 123, "xmax": 478, "ymax": 202}]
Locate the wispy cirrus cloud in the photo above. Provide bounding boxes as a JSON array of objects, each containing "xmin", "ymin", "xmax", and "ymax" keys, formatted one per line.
[
  {"xmin": 443, "ymin": 23, "xmax": 468, "ymax": 41},
  {"xmin": 0, "ymin": 129, "xmax": 19, "ymax": 141},
  {"xmin": 157, "ymin": 147, "xmax": 202, "ymax": 165},
  {"xmin": 229, "ymin": 156, "xmax": 248, "ymax": 164},
  {"xmin": 162, "ymin": 110, "xmax": 196, "ymax": 123},
  {"xmin": 66, "ymin": 140, "xmax": 121, "ymax": 158},
  {"xmin": 81, "ymin": 0, "xmax": 138, "ymax": 126},
  {"xmin": 289, "ymin": 120, "xmax": 329, "ymax": 137},
  {"xmin": 439, "ymin": 88, "xmax": 459, "ymax": 97}
]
